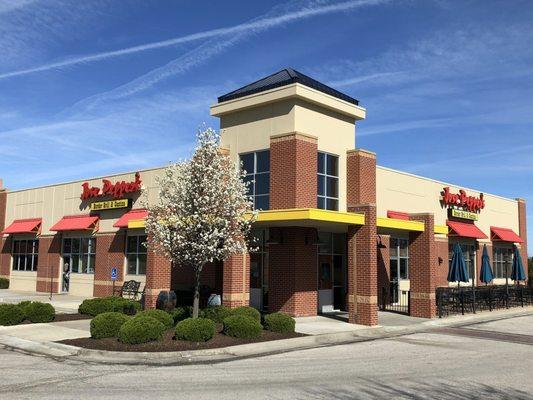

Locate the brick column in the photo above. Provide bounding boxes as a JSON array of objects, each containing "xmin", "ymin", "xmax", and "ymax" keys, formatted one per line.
[
  {"xmin": 377, "ymin": 234, "xmax": 390, "ymax": 308},
  {"xmin": 269, "ymin": 227, "xmax": 318, "ymax": 316},
  {"xmin": 347, "ymin": 205, "xmax": 378, "ymax": 326},
  {"xmin": 0, "ymin": 236, "xmax": 12, "ymax": 280},
  {"xmin": 346, "ymin": 149, "xmax": 376, "ymax": 205},
  {"xmin": 517, "ymin": 198, "xmax": 528, "ymax": 280},
  {"xmin": 144, "ymin": 248, "xmax": 172, "ymax": 309},
  {"xmin": 270, "ymin": 132, "xmax": 317, "ymax": 209},
  {"xmin": 0, "ymin": 185, "xmax": 7, "ymax": 233},
  {"xmin": 409, "ymin": 213, "xmax": 437, "ymax": 318},
  {"xmin": 222, "ymin": 252, "xmax": 250, "ymax": 308},
  {"xmin": 435, "ymin": 237, "xmax": 450, "ymax": 288},
  {"xmin": 36, "ymin": 235, "xmax": 62, "ymax": 293},
  {"xmin": 94, "ymin": 233, "xmax": 126, "ymax": 297}
]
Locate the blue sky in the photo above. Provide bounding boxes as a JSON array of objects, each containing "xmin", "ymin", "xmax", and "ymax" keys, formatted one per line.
[{"xmin": 1, "ymin": 0, "xmax": 532, "ymax": 253}]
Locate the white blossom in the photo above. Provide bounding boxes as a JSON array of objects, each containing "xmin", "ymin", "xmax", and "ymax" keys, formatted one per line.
[{"xmin": 144, "ymin": 127, "xmax": 256, "ymax": 317}]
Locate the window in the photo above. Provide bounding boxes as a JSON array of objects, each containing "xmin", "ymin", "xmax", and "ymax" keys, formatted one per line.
[
  {"xmin": 390, "ymin": 238, "xmax": 409, "ymax": 280},
  {"xmin": 240, "ymin": 150, "xmax": 270, "ymax": 210},
  {"xmin": 317, "ymin": 152, "xmax": 339, "ymax": 211},
  {"xmin": 62, "ymin": 238, "xmax": 95, "ymax": 274},
  {"xmin": 493, "ymin": 247, "xmax": 513, "ymax": 279},
  {"xmin": 250, "ymin": 229, "xmax": 268, "ymax": 310},
  {"xmin": 126, "ymin": 235, "xmax": 147, "ymax": 275},
  {"xmin": 12, "ymin": 239, "xmax": 38, "ymax": 271}
]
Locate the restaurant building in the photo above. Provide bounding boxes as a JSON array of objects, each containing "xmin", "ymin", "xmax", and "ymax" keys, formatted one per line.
[{"xmin": 0, "ymin": 68, "xmax": 528, "ymax": 326}]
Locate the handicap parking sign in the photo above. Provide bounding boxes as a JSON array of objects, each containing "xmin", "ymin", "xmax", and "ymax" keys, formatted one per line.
[{"xmin": 111, "ymin": 267, "xmax": 118, "ymax": 281}]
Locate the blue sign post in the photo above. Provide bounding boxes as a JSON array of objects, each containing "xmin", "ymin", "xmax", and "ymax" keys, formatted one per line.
[{"xmin": 111, "ymin": 267, "xmax": 118, "ymax": 295}]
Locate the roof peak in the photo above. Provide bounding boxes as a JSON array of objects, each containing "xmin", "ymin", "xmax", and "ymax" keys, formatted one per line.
[{"xmin": 218, "ymin": 68, "xmax": 359, "ymax": 106}]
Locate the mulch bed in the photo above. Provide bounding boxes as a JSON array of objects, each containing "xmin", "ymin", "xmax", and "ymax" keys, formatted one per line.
[{"xmin": 59, "ymin": 324, "xmax": 304, "ymax": 352}]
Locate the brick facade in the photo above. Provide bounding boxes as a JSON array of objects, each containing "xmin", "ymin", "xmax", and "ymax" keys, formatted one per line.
[
  {"xmin": 435, "ymin": 237, "xmax": 450, "ymax": 288},
  {"xmin": 408, "ymin": 214, "xmax": 438, "ymax": 318},
  {"xmin": 93, "ymin": 233, "xmax": 126, "ymax": 297},
  {"xmin": 222, "ymin": 252, "xmax": 250, "ymax": 308},
  {"xmin": 0, "ymin": 236, "xmax": 12, "ymax": 279},
  {"xmin": 36, "ymin": 235, "xmax": 61, "ymax": 293},
  {"xmin": 270, "ymin": 133, "xmax": 317, "ymax": 209},
  {"xmin": 347, "ymin": 149, "xmax": 376, "ymax": 205},
  {"xmin": 144, "ymin": 248, "xmax": 172, "ymax": 309},
  {"xmin": 268, "ymin": 227, "xmax": 318, "ymax": 317},
  {"xmin": 0, "ymin": 186, "xmax": 6, "ymax": 234}
]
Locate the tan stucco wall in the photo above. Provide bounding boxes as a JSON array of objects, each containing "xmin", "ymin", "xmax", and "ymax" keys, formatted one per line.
[
  {"xmin": 9, "ymin": 271, "xmax": 37, "ymax": 291},
  {"xmin": 218, "ymin": 92, "xmax": 360, "ymax": 212},
  {"xmin": 376, "ymin": 166, "xmax": 520, "ymax": 236},
  {"xmin": 69, "ymin": 273, "xmax": 94, "ymax": 297},
  {"xmin": 5, "ymin": 166, "xmax": 166, "ymax": 235}
]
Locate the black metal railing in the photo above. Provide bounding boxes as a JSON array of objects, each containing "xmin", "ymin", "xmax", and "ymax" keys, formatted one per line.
[
  {"xmin": 380, "ymin": 285, "xmax": 410, "ymax": 315},
  {"xmin": 436, "ymin": 285, "xmax": 533, "ymax": 318}
]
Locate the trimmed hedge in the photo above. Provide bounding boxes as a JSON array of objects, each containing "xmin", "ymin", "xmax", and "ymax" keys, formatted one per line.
[
  {"xmin": 168, "ymin": 307, "xmax": 205, "ymax": 324},
  {"xmin": 175, "ymin": 318, "xmax": 216, "ymax": 342},
  {"xmin": 202, "ymin": 306, "xmax": 233, "ymax": 323},
  {"xmin": 118, "ymin": 316, "xmax": 165, "ymax": 344},
  {"xmin": 90, "ymin": 312, "xmax": 129, "ymax": 339},
  {"xmin": 223, "ymin": 315, "xmax": 262, "ymax": 339},
  {"xmin": 231, "ymin": 306, "xmax": 261, "ymax": 322},
  {"xmin": 18, "ymin": 301, "xmax": 32, "ymax": 316},
  {"xmin": 136, "ymin": 309, "xmax": 174, "ymax": 329},
  {"xmin": 0, "ymin": 277, "xmax": 9, "ymax": 289},
  {"xmin": 0, "ymin": 304, "xmax": 25, "ymax": 326},
  {"xmin": 24, "ymin": 302, "xmax": 55, "ymax": 323},
  {"xmin": 264, "ymin": 312, "xmax": 295, "ymax": 333},
  {"xmin": 78, "ymin": 296, "xmax": 141, "ymax": 316}
]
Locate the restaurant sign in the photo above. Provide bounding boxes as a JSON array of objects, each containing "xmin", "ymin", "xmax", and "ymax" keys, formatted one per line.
[
  {"xmin": 451, "ymin": 209, "xmax": 478, "ymax": 221},
  {"xmin": 81, "ymin": 172, "xmax": 142, "ymax": 200},
  {"xmin": 441, "ymin": 187, "xmax": 485, "ymax": 213},
  {"xmin": 90, "ymin": 199, "xmax": 130, "ymax": 211}
]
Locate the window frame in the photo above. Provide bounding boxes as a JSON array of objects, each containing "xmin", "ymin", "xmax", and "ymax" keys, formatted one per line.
[
  {"xmin": 390, "ymin": 237, "xmax": 409, "ymax": 280},
  {"xmin": 125, "ymin": 234, "xmax": 147, "ymax": 275},
  {"xmin": 12, "ymin": 239, "xmax": 39, "ymax": 272},
  {"xmin": 317, "ymin": 151, "xmax": 339, "ymax": 211},
  {"xmin": 240, "ymin": 150, "xmax": 270, "ymax": 211},
  {"xmin": 493, "ymin": 246, "xmax": 513, "ymax": 279},
  {"xmin": 62, "ymin": 237, "xmax": 96, "ymax": 274}
]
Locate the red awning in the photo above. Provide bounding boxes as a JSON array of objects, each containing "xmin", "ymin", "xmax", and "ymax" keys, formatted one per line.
[
  {"xmin": 447, "ymin": 220, "xmax": 487, "ymax": 239},
  {"xmin": 2, "ymin": 218, "xmax": 42, "ymax": 235},
  {"xmin": 50, "ymin": 215, "xmax": 99, "ymax": 232},
  {"xmin": 387, "ymin": 211, "xmax": 410, "ymax": 220},
  {"xmin": 113, "ymin": 209, "xmax": 148, "ymax": 228},
  {"xmin": 491, "ymin": 226, "xmax": 523, "ymax": 243}
]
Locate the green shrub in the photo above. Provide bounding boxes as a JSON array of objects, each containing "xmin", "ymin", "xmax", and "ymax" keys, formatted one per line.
[
  {"xmin": 232, "ymin": 306, "xmax": 261, "ymax": 322},
  {"xmin": 0, "ymin": 304, "xmax": 25, "ymax": 326},
  {"xmin": 202, "ymin": 306, "xmax": 233, "ymax": 323},
  {"xmin": 168, "ymin": 306, "xmax": 205, "ymax": 324},
  {"xmin": 25, "ymin": 302, "xmax": 55, "ymax": 323},
  {"xmin": 0, "ymin": 277, "xmax": 9, "ymax": 289},
  {"xmin": 118, "ymin": 316, "xmax": 165, "ymax": 344},
  {"xmin": 78, "ymin": 296, "xmax": 141, "ymax": 316},
  {"xmin": 175, "ymin": 318, "xmax": 216, "ymax": 342},
  {"xmin": 136, "ymin": 309, "xmax": 174, "ymax": 329},
  {"xmin": 223, "ymin": 315, "xmax": 263, "ymax": 339},
  {"xmin": 264, "ymin": 312, "xmax": 295, "ymax": 333},
  {"xmin": 90, "ymin": 312, "xmax": 129, "ymax": 339},
  {"xmin": 18, "ymin": 301, "xmax": 32, "ymax": 316}
]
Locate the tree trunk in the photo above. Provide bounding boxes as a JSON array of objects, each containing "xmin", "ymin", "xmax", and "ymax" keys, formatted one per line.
[{"xmin": 192, "ymin": 266, "xmax": 203, "ymax": 318}]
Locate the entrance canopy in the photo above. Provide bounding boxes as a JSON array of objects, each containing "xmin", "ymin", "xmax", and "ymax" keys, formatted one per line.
[
  {"xmin": 253, "ymin": 208, "xmax": 364, "ymax": 230},
  {"xmin": 447, "ymin": 220, "xmax": 487, "ymax": 239},
  {"xmin": 1, "ymin": 218, "xmax": 42, "ymax": 235},
  {"xmin": 490, "ymin": 226, "xmax": 523, "ymax": 243},
  {"xmin": 50, "ymin": 215, "xmax": 99, "ymax": 232}
]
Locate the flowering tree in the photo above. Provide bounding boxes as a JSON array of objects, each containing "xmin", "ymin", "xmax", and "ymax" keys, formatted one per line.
[{"xmin": 145, "ymin": 127, "xmax": 256, "ymax": 318}]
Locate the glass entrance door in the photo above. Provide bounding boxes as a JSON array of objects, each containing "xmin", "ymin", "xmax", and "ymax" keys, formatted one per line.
[{"xmin": 317, "ymin": 232, "xmax": 346, "ymax": 313}]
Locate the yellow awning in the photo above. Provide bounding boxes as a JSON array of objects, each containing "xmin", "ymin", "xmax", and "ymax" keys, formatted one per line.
[
  {"xmin": 377, "ymin": 217, "xmax": 425, "ymax": 232},
  {"xmin": 254, "ymin": 208, "xmax": 365, "ymax": 226},
  {"xmin": 128, "ymin": 219, "xmax": 146, "ymax": 229}
]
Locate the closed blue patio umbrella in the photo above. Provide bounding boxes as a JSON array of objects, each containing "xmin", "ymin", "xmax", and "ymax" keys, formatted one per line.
[
  {"xmin": 448, "ymin": 243, "xmax": 470, "ymax": 285},
  {"xmin": 511, "ymin": 246, "xmax": 526, "ymax": 282},
  {"xmin": 479, "ymin": 244, "xmax": 494, "ymax": 284}
]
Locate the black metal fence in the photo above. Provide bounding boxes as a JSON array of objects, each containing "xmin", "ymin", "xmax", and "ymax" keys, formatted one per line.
[
  {"xmin": 380, "ymin": 285, "xmax": 410, "ymax": 315},
  {"xmin": 436, "ymin": 285, "xmax": 533, "ymax": 318}
]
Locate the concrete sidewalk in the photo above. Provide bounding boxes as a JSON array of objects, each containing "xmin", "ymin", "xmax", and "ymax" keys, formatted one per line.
[
  {"xmin": 0, "ymin": 289, "xmax": 88, "ymax": 314},
  {"xmin": 0, "ymin": 306, "xmax": 531, "ymax": 366},
  {"xmin": 0, "ymin": 319, "xmax": 91, "ymax": 342}
]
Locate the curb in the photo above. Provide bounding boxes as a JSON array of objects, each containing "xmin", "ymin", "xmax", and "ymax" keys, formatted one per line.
[{"xmin": 1, "ymin": 307, "xmax": 531, "ymax": 366}]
